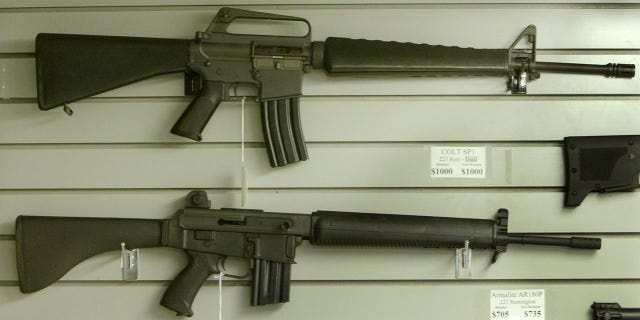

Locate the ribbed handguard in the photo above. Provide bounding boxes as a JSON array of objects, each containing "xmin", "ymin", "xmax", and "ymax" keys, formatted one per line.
[
  {"xmin": 316, "ymin": 38, "xmax": 508, "ymax": 76},
  {"xmin": 309, "ymin": 211, "xmax": 496, "ymax": 248}
]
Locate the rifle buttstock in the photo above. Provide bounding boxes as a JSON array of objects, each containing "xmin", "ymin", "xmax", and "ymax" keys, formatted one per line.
[
  {"xmin": 15, "ymin": 216, "xmax": 165, "ymax": 293},
  {"xmin": 35, "ymin": 33, "xmax": 189, "ymax": 110}
]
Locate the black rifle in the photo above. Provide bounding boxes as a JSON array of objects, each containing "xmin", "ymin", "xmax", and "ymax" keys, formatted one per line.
[
  {"xmin": 592, "ymin": 302, "xmax": 640, "ymax": 320},
  {"xmin": 35, "ymin": 7, "xmax": 635, "ymax": 168},
  {"xmin": 16, "ymin": 190, "xmax": 601, "ymax": 316}
]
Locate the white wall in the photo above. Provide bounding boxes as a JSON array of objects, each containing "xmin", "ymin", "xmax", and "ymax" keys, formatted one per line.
[{"xmin": 1, "ymin": 1, "xmax": 639, "ymax": 319}]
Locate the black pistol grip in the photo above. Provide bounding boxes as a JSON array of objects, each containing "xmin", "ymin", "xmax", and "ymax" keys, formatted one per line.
[
  {"xmin": 160, "ymin": 251, "xmax": 221, "ymax": 317},
  {"xmin": 260, "ymin": 98, "xmax": 308, "ymax": 167},
  {"xmin": 171, "ymin": 81, "xmax": 225, "ymax": 141}
]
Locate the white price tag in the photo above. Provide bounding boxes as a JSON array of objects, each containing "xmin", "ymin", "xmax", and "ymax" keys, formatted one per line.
[
  {"xmin": 490, "ymin": 289, "xmax": 545, "ymax": 320},
  {"xmin": 430, "ymin": 146, "xmax": 486, "ymax": 178}
]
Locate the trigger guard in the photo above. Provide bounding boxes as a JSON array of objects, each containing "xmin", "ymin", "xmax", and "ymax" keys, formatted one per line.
[
  {"xmin": 216, "ymin": 255, "xmax": 226, "ymax": 273},
  {"xmin": 218, "ymin": 257, "xmax": 251, "ymax": 279}
]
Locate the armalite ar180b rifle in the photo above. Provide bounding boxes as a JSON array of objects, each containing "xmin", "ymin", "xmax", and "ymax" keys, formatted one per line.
[{"xmin": 16, "ymin": 190, "xmax": 601, "ymax": 316}]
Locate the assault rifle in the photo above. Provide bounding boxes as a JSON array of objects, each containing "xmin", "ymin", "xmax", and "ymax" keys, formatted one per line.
[
  {"xmin": 16, "ymin": 190, "xmax": 601, "ymax": 316},
  {"xmin": 592, "ymin": 302, "xmax": 640, "ymax": 320},
  {"xmin": 36, "ymin": 7, "xmax": 635, "ymax": 167}
]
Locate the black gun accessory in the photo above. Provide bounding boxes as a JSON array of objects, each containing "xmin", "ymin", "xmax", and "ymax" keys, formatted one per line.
[
  {"xmin": 35, "ymin": 7, "xmax": 635, "ymax": 168},
  {"xmin": 592, "ymin": 302, "xmax": 640, "ymax": 320},
  {"xmin": 16, "ymin": 190, "xmax": 601, "ymax": 316},
  {"xmin": 563, "ymin": 135, "xmax": 640, "ymax": 206}
]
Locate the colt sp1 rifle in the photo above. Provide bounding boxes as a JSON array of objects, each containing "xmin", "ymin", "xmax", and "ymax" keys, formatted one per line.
[
  {"xmin": 16, "ymin": 190, "xmax": 601, "ymax": 316},
  {"xmin": 35, "ymin": 7, "xmax": 635, "ymax": 167}
]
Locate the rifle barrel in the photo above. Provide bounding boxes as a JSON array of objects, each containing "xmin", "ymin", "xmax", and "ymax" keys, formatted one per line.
[
  {"xmin": 536, "ymin": 61, "xmax": 635, "ymax": 78},
  {"xmin": 507, "ymin": 235, "xmax": 601, "ymax": 249}
]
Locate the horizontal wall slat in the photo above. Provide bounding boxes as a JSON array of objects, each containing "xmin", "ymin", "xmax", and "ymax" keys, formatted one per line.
[
  {"xmin": 2, "ymin": 99, "xmax": 640, "ymax": 143},
  {"xmin": 0, "ymin": 145, "xmax": 564, "ymax": 189},
  {"xmin": 1, "ymin": 190, "xmax": 639, "ymax": 235},
  {"xmin": 2, "ymin": 282, "xmax": 639, "ymax": 320},
  {"xmin": 1, "ymin": 235, "xmax": 637, "ymax": 281},
  {"xmin": 3, "ymin": 55, "xmax": 639, "ymax": 98},
  {"xmin": 4, "ymin": 1, "xmax": 640, "ymax": 8},
  {"xmin": 1, "ymin": 9, "xmax": 639, "ymax": 54}
]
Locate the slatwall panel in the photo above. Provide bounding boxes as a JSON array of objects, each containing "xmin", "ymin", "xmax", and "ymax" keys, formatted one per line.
[{"xmin": 1, "ymin": 2, "xmax": 639, "ymax": 319}]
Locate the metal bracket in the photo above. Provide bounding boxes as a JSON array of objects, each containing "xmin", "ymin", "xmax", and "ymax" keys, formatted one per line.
[
  {"xmin": 0, "ymin": 62, "xmax": 6, "ymax": 100},
  {"xmin": 507, "ymin": 25, "xmax": 539, "ymax": 94},
  {"xmin": 121, "ymin": 242, "xmax": 140, "ymax": 281},
  {"xmin": 509, "ymin": 70, "xmax": 528, "ymax": 94},
  {"xmin": 564, "ymin": 135, "xmax": 640, "ymax": 207},
  {"xmin": 455, "ymin": 240, "xmax": 472, "ymax": 279}
]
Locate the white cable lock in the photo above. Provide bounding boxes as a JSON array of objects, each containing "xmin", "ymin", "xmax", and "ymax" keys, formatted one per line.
[
  {"xmin": 0, "ymin": 62, "xmax": 7, "ymax": 100},
  {"xmin": 240, "ymin": 97, "xmax": 248, "ymax": 207},
  {"xmin": 214, "ymin": 273, "xmax": 225, "ymax": 320}
]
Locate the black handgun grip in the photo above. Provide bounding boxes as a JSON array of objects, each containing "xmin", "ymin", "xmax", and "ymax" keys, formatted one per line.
[
  {"xmin": 171, "ymin": 81, "xmax": 225, "ymax": 141},
  {"xmin": 260, "ymin": 97, "xmax": 308, "ymax": 167},
  {"xmin": 160, "ymin": 251, "xmax": 222, "ymax": 317},
  {"xmin": 317, "ymin": 37, "xmax": 508, "ymax": 76}
]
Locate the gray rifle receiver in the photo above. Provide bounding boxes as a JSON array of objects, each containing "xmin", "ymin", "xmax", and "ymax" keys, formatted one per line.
[
  {"xmin": 35, "ymin": 7, "xmax": 635, "ymax": 167},
  {"xmin": 16, "ymin": 190, "xmax": 601, "ymax": 316}
]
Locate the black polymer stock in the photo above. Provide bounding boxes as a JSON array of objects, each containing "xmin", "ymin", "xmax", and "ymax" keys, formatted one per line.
[
  {"xmin": 16, "ymin": 190, "xmax": 601, "ymax": 317},
  {"xmin": 35, "ymin": 7, "xmax": 635, "ymax": 168},
  {"xmin": 563, "ymin": 136, "xmax": 640, "ymax": 206}
]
